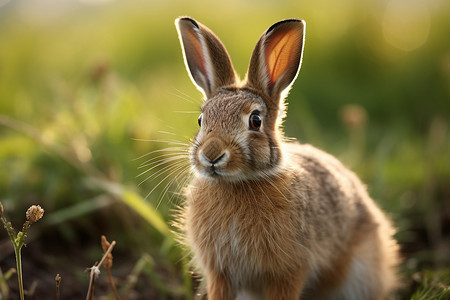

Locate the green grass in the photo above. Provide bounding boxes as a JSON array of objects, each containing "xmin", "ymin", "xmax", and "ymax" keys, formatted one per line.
[{"xmin": 410, "ymin": 270, "xmax": 450, "ymax": 300}]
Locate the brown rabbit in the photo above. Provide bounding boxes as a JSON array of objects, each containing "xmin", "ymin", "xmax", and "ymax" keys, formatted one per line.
[{"xmin": 175, "ymin": 17, "xmax": 399, "ymax": 300}]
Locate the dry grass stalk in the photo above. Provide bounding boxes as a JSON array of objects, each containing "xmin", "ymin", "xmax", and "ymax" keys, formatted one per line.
[
  {"xmin": 101, "ymin": 235, "xmax": 121, "ymax": 300},
  {"xmin": 55, "ymin": 274, "xmax": 61, "ymax": 300},
  {"xmin": 85, "ymin": 237, "xmax": 116, "ymax": 300}
]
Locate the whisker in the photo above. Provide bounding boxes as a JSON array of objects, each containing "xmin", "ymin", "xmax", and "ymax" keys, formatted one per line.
[
  {"xmin": 132, "ymin": 119, "xmax": 195, "ymax": 212},
  {"xmin": 138, "ymin": 153, "xmax": 189, "ymax": 169},
  {"xmin": 157, "ymin": 130, "xmax": 179, "ymax": 136},
  {"xmin": 138, "ymin": 152, "xmax": 189, "ymax": 169},
  {"xmin": 166, "ymin": 166, "xmax": 192, "ymax": 199},
  {"xmin": 155, "ymin": 164, "xmax": 192, "ymax": 209},
  {"xmin": 169, "ymin": 88, "xmax": 202, "ymax": 105},
  {"xmin": 135, "ymin": 147, "xmax": 188, "ymax": 163},
  {"xmin": 168, "ymin": 91, "xmax": 195, "ymax": 104},
  {"xmin": 144, "ymin": 162, "xmax": 191, "ymax": 202},
  {"xmin": 132, "ymin": 138, "xmax": 189, "ymax": 146},
  {"xmin": 172, "ymin": 169, "xmax": 193, "ymax": 199},
  {"xmin": 173, "ymin": 111, "xmax": 201, "ymax": 114},
  {"xmin": 138, "ymin": 159, "xmax": 187, "ymax": 185},
  {"xmin": 137, "ymin": 156, "xmax": 187, "ymax": 178},
  {"xmin": 137, "ymin": 159, "xmax": 186, "ymax": 184}
]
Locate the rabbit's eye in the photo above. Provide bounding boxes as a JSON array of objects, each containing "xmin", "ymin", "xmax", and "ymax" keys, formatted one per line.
[
  {"xmin": 198, "ymin": 113, "xmax": 203, "ymax": 127},
  {"xmin": 249, "ymin": 113, "xmax": 262, "ymax": 131}
]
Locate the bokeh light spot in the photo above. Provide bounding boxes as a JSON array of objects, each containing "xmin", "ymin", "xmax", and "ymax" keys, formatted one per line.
[{"xmin": 382, "ymin": 0, "xmax": 431, "ymax": 52}]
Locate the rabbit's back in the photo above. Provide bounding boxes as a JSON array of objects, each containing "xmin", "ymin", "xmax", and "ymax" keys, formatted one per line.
[
  {"xmin": 287, "ymin": 141, "xmax": 378, "ymax": 246},
  {"xmin": 287, "ymin": 142, "xmax": 399, "ymax": 299}
]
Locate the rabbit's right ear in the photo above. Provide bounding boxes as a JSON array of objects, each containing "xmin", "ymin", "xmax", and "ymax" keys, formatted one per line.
[{"xmin": 175, "ymin": 17, "xmax": 237, "ymax": 99}]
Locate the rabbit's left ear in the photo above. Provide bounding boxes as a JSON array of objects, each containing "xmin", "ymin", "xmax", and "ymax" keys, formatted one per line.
[
  {"xmin": 246, "ymin": 19, "xmax": 305, "ymax": 105},
  {"xmin": 176, "ymin": 17, "xmax": 237, "ymax": 99}
]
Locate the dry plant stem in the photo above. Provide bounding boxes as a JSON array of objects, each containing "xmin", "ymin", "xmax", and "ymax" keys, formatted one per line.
[
  {"xmin": 55, "ymin": 274, "xmax": 61, "ymax": 300},
  {"xmin": 86, "ymin": 241, "xmax": 116, "ymax": 300},
  {"xmin": 101, "ymin": 235, "xmax": 121, "ymax": 300},
  {"xmin": 86, "ymin": 267, "xmax": 99, "ymax": 300},
  {"xmin": 98, "ymin": 240, "xmax": 116, "ymax": 268},
  {"xmin": 106, "ymin": 268, "xmax": 121, "ymax": 300}
]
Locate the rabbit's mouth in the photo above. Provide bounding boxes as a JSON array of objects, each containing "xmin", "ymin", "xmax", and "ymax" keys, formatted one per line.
[
  {"xmin": 198, "ymin": 163, "xmax": 252, "ymax": 182},
  {"xmin": 197, "ymin": 148, "xmax": 230, "ymax": 176},
  {"xmin": 197, "ymin": 161, "xmax": 243, "ymax": 181},
  {"xmin": 206, "ymin": 165, "xmax": 222, "ymax": 177},
  {"xmin": 201, "ymin": 169, "xmax": 240, "ymax": 181}
]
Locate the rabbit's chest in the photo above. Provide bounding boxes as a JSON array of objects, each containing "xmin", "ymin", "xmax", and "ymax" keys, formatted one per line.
[
  {"xmin": 191, "ymin": 205, "xmax": 288, "ymax": 273},
  {"xmin": 185, "ymin": 180, "xmax": 302, "ymax": 276}
]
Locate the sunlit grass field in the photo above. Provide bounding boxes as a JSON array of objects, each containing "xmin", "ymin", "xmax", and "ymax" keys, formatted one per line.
[{"xmin": 0, "ymin": 0, "xmax": 449, "ymax": 298}]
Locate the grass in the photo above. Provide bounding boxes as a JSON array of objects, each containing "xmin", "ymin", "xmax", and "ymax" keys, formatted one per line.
[
  {"xmin": 0, "ymin": 0, "xmax": 449, "ymax": 298},
  {"xmin": 410, "ymin": 270, "xmax": 450, "ymax": 300}
]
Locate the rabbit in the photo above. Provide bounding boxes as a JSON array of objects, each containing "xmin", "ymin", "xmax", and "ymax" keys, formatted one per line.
[{"xmin": 174, "ymin": 16, "xmax": 400, "ymax": 300}]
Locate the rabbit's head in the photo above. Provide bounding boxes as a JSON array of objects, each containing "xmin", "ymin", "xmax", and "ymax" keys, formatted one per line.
[{"xmin": 176, "ymin": 17, "xmax": 305, "ymax": 181}]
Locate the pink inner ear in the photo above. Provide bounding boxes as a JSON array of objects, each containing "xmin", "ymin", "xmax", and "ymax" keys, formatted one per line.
[
  {"xmin": 264, "ymin": 27, "xmax": 301, "ymax": 86},
  {"xmin": 183, "ymin": 27, "xmax": 207, "ymax": 75}
]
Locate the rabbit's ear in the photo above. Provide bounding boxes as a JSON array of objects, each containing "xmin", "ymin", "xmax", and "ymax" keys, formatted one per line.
[
  {"xmin": 176, "ymin": 17, "xmax": 237, "ymax": 99},
  {"xmin": 247, "ymin": 19, "xmax": 305, "ymax": 105}
]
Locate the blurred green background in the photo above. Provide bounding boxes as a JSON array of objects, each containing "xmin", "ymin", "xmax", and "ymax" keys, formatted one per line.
[{"xmin": 0, "ymin": 0, "xmax": 449, "ymax": 298}]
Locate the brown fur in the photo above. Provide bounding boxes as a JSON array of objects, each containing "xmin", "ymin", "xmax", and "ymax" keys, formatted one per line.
[{"xmin": 175, "ymin": 17, "xmax": 399, "ymax": 299}]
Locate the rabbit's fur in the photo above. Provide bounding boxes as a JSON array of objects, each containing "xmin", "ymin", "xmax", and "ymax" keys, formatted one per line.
[{"xmin": 175, "ymin": 17, "xmax": 399, "ymax": 300}]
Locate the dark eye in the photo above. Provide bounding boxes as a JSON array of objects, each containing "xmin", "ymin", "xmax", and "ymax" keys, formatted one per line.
[
  {"xmin": 249, "ymin": 113, "xmax": 262, "ymax": 131},
  {"xmin": 198, "ymin": 113, "xmax": 203, "ymax": 127}
]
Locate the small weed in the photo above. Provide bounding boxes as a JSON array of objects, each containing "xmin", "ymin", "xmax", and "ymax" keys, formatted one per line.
[{"xmin": 0, "ymin": 202, "xmax": 44, "ymax": 300}]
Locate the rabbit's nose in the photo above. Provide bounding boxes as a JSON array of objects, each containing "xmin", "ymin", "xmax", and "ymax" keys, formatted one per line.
[
  {"xmin": 198, "ymin": 138, "xmax": 229, "ymax": 166},
  {"xmin": 199, "ymin": 150, "xmax": 228, "ymax": 166}
]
